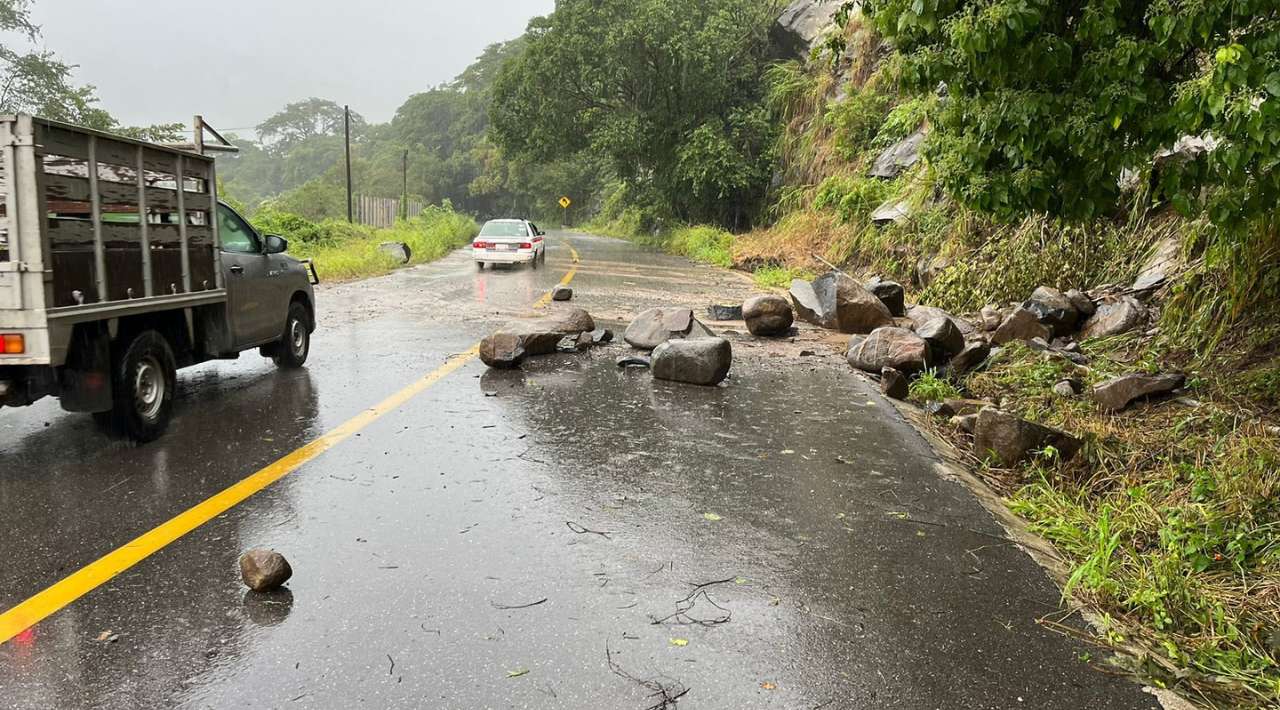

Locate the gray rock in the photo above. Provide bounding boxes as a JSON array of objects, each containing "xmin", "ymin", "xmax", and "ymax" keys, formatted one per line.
[
  {"xmin": 1132, "ymin": 238, "xmax": 1182, "ymax": 293},
  {"xmin": 881, "ymin": 366, "xmax": 909, "ymax": 400},
  {"xmin": 950, "ymin": 340, "xmax": 991, "ymax": 374},
  {"xmin": 1079, "ymin": 297, "xmax": 1146, "ymax": 339},
  {"xmin": 870, "ymin": 199, "xmax": 912, "ymax": 225},
  {"xmin": 791, "ymin": 272, "xmax": 893, "ymax": 334},
  {"xmin": 1023, "ymin": 286, "xmax": 1079, "ymax": 336},
  {"xmin": 616, "ymin": 355, "xmax": 651, "ymax": 369},
  {"xmin": 846, "ymin": 327, "xmax": 932, "ymax": 373},
  {"xmin": 480, "ymin": 308, "xmax": 597, "ymax": 368},
  {"xmin": 915, "ymin": 255, "xmax": 952, "ymax": 287},
  {"xmin": 1065, "ymin": 289, "xmax": 1096, "ymax": 317},
  {"xmin": 707, "ymin": 303, "xmax": 743, "ymax": 321},
  {"xmin": 973, "ymin": 409, "xmax": 1082, "ymax": 466},
  {"xmin": 917, "ymin": 316, "xmax": 965, "ymax": 360},
  {"xmin": 980, "ymin": 305, "xmax": 1004, "ymax": 331},
  {"xmin": 906, "ymin": 305, "xmax": 974, "ymax": 335},
  {"xmin": 651, "ymin": 337, "xmax": 732, "ymax": 386},
  {"xmin": 870, "ymin": 128, "xmax": 926, "ymax": 179},
  {"xmin": 951, "ymin": 414, "xmax": 978, "ymax": 433},
  {"xmin": 1052, "ymin": 380, "xmax": 1079, "ymax": 398},
  {"xmin": 591, "ymin": 328, "xmax": 614, "ymax": 345},
  {"xmin": 378, "ymin": 241, "xmax": 412, "ymax": 264},
  {"xmin": 240, "ymin": 549, "xmax": 293, "ymax": 592},
  {"xmin": 772, "ymin": 0, "xmax": 843, "ymax": 59},
  {"xmin": 742, "ymin": 294, "xmax": 794, "ymax": 337},
  {"xmin": 992, "ymin": 307, "xmax": 1052, "ymax": 345},
  {"xmin": 552, "ymin": 285, "xmax": 573, "ymax": 302},
  {"xmin": 1093, "ymin": 373, "xmax": 1185, "ymax": 412},
  {"xmin": 624, "ymin": 307, "xmax": 700, "ymax": 350},
  {"xmin": 928, "ymin": 398, "xmax": 989, "ymax": 418},
  {"xmin": 866, "ymin": 279, "xmax": 906, "ymax": 317}
]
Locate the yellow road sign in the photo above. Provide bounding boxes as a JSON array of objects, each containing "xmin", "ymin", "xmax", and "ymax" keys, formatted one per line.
[{"xmin": 559, "ymin": 196, "xmax": 572, "ymax": 209}]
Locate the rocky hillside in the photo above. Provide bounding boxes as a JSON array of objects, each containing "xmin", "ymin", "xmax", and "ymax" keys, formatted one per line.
[{"xmin": 742, "ymin": 2, "xmax": 1280, "ymax": 707}]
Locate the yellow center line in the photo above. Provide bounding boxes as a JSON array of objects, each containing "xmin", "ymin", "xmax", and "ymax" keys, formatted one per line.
[{"xmin": 0, "ymin": 240, "xmax": 580, "ymax": 645}]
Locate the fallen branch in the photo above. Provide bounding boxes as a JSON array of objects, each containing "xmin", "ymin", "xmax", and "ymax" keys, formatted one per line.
[
  {"xmin": 606, "ymin": 641, "xmax": 689, "ymax": 709},
  {"xmin": 650, "ymin": 577, "xmax": 736, "ymax": 627}
]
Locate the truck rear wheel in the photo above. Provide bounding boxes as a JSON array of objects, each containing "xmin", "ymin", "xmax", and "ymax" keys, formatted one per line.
[
  {"xmin": 273, "ymin": 302, "xmax": 311, "ymax": 369},
  {"xmin": 103, "ymin": 330, "xmax": 177, "ymax": 442}
]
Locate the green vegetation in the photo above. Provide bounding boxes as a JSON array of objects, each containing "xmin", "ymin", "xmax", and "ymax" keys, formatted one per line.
[
  {"xmin": 908, "ymin": 370, "xmax": 961, "ymax": 403},
  {"xmin": 251, "ymin": 206, "xmax": 477, "ymax": 282}
]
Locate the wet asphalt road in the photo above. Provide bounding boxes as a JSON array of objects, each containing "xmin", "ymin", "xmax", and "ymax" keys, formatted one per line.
[{"xmin": 0, "ymin": 233, "xmax": 1157, "ymax": 709}]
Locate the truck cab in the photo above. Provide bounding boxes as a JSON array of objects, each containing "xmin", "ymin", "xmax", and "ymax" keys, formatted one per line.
[{"xmin": 0, "ymin": 115, "xmax": 317, "ymax": 442}]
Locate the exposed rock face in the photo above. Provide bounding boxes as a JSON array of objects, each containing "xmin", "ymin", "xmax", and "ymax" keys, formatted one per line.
[
  {"xmin": 846, "ymin": 327, "xmax": 931, "ymax": 373},
  {"xmin": 791, "ymin": 272, "xmax": 893, "ymax": 333},
  {"xmin": 742, "ymin": 294, "xmax": 794, "ymax": 336},
  {"xmin": 950, "ymin": 340, "xmax": 992, "ymax": 374},
  {"xmin": 870, "ymin": 199, "xmax": 912, "ymax": 225},
  {"xmin": 1132, "ymin": 238, "xmax": 1182, "ymax": 293},
  {"xmin": 870, "ymin": 128, "xmax": 926, "ymax": 179},
  {"xmin": 1093, "ymin": 373, "xmax": 1184, "ymax": 412},
  {"xmin": 624, "ymin": 307, "xmax": 705, "ymax": 350},
  {"xmin": 881, "ymin": 366, "xmax": 909, "ymax": 400},
  {"xmin": 773, "ymin": 0, "xmax": 845, "ymax": 59},
  {"xmin": 866, "ymin": 279, "xmax": 906, "ymax": 317},
  {"xmin": 480, "ymin": 308, "xmax": 597, "ymax": 368},
  {"xmin": 378, "ymin": 241, "xmax": 412, "ymax": 264},
  {"xmin": 973, "ymin": 409, "xmax": 1082, "ymax": 466},
  {"xmin": 1023, "ymin": 286, "xmax": 1079, "ymax": 336},
  {"xmin": 552, "ymin": 285, "xmax": 573, "ymax": 302},
  {"xmin": 240, "ymin": 549, "xmax": 293, "ymax": 592},
  {"xmin": 906, "ymin": 305, "xmax": 974, "ymax": 335},
  {"xmin": 1079, "ymin": 297, "xmax": 1145, "ymax": 339},
  {"xmin": 1065, "ymin": 289, "xmax": 1096, "ymax": 317},
  {"xmin": 992, "ymin": 307, "xmax": 1052, "ymax": 345},
  {"xmin": 651, "ymin": 337, "xmax": 732, "ymax": 386},
  {"xmin": 916, "ymin": 316, "xmax": 966, "ymax": 360}
]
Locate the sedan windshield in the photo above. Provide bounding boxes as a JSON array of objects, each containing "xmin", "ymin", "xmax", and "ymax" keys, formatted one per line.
[{"xmin": 479, "ymin": 221, "xmax": 528, "ymax": 238}]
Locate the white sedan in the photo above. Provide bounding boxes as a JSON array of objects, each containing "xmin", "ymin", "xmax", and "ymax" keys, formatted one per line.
[{"xmin": 473, "ymin": 219, "xmax": 547, "ymax": 270}]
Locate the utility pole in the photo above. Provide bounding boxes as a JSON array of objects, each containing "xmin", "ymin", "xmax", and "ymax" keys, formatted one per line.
[
  {"xmin": 401, "ymin": 150, "xmax": 408, "ymax": 221},
  {"xmin": 344, "ymin": 105, "xmax": 353, "ymax": 223}
]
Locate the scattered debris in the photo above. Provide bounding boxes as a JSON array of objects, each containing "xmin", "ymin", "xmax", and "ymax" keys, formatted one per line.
[
  {"xmin": 881, "ymin": 366, "xmax": 909, "ymax": 401},
  {"xmin": 507, "ymin": 668, "xmax": 530, "ymax": 678},
  {"xmin": 1022, "ymin": 286, "xmax": 1080, "ymax": 336},
  {"xmin": 566, "ymin": 521, "xmax": 613, "ymax": 540},
  {"xmin": 846, "ymin": 327, "xmax": 931, "ymax": 373},
  {"xmin": 624, "ymin": 307, "xmax": 712, "ymax": 350},
  {"xmin": 650, "ymin": 577, "xmax": 736, "ymax": 626},
  {"xmin": 992, "ymin": 307, "xmax": 1052, "ymax": 345},
  {"xmin": 491, "ymin": 597, "xmax": 548, "ymax": 610},
  {"xmin": 480, "ymin": 308, "xmax": 597, "ymax": 368},
  {"xmin": 239, "ymin": 549, "xmax": 293, "ymax": 592},
  {"xmin": 973, "ymin": 408, "xmax": 1082, "ymax": 466},
  {"xmin": 1079, "ymin": 296, "xmax": 1146, "ymax": 339},
  {"xmin": 791, "ymin": 272, "xmax": 893, "ymax": 334},
  {"xmin": 606, "ymin": 642, "xmax": 689, "ymax": 709},
  {"xmin": 1093, "ymin": 373, "xmax": 1185, "ymax": 412},
  {"xmin": 552, "ymin": 285, "xmax": 574, "ymax": 301},
  {"xmin": 706, "ymin": 303, "xmax": 743, "ymax": 321}
]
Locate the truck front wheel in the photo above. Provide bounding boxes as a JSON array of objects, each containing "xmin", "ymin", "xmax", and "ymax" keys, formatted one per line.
[
  {"xmin": 103, "ymin": 330, "xmax": 177, "ymax": 442},
  {"xmin": 273, "ymin": 302, "xmax": 311, "ymax": 369}
]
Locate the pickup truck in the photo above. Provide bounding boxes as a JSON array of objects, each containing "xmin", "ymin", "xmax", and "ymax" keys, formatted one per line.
[{"xmin": 0, "ymin": 115, "xmax": 317, "ymax": 441}]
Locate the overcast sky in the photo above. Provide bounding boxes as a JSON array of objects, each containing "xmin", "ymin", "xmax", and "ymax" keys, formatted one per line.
[{"xmin": 31, "ymin": 0, "xmax": 554, "ymax": 131}]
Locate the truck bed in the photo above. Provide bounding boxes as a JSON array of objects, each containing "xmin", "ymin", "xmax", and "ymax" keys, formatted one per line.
[{"xmin": 0, "ymin": 115, "xmax": 226, "ymax": 366}]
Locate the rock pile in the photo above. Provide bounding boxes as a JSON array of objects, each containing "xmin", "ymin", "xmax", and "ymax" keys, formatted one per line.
[{"xmin": 480, "ymin": 308, "xmax": 598, "ymax": 368}]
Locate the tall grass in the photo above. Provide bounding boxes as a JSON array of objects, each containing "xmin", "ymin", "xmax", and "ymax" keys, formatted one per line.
[{"xmin": 256, "ymin": 206, "xmax": 478, "ymax": 282}]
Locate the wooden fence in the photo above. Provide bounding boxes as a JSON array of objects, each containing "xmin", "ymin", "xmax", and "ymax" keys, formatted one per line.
[{"xmin": 353, "ymin": 195, "xmax": 426, "ymax": 228}]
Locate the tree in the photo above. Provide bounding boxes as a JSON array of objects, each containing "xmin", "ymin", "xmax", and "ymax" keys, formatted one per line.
[
  {"xmin": 859, "ymin": 0, "xmax": 1280, "ymax": 226},
  {"xmin": 0, "ymin": 0, "xmax": 113, "ymax": 128},
  {"xmin": 489, "ymin": 0, "xmax": 779, "ymax": 227},
  {"xmin": 257, "ymin": 98, "xmax": 365, "ymax": 153}
]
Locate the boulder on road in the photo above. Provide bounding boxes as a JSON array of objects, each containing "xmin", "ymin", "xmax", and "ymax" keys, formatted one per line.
[
  {"xmin": 973, "ymin": 409, "xmax": 1082, "ymax": 467},
  {"xmin": 866, "ymin": 278, "xmax": 907, "ymax": 317},
  {"xmin": 791, "ymin": 272, "xmax": 893, "ymax": 334},
  {"xmin": 1079, "ymin": 297, "xmax": 1146, "ymax": 340},
  {"xmin": 551, "ymin": 285, "xmax": 573, "ymax": 302},
  {"xmin": 378, "ymin": 241, "xmax": 412, "ymax": 264},
  {"xmin": 906, "ymin": 305, "xmax": 975, "ymax": 336},
  {"xmin": 240, "ymin": 549, "xmax": 293, "ymax": 592},
  {"xmin": 1092, "ymin": 373, "xmax": 1185, "ymax": 412},
  {"xmin": 1023, "ymin": 286, "xmax": 1079, "ymax": 336},
  {"xmin": 992, "ymin": 307, "xmax": 1052, "ymax": 345},
  {"xmin": 480, "ymin": 308, "xmax": 597, "ymax": 368},
  {"xmin": 742, "ymin": 294, "xmax": 794, "ymax": 337},
  {"xmin": 916, "ymin": 316, "xmax": 966, "ymax": 361},
  {"xmin": 881, "ymin": 366, "xmax": 909, "ymax": 401},
  {"xmin": 624, "ymin": 307, "xmax": 707, "ymax": 350},
  {"xmin": 652, "ymin": 337, "xmax": 732, "ymax": 386},
  {"xmin": 846, "ymin": 327, "xmax": 932, "ymax": 374},
  {"xmin": 950, "ymin": 340, "xmax": 992, "ymax": 374}
]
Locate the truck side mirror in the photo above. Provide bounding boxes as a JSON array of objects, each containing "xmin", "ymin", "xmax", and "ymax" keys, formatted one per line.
[{"xmin": 264, "ymin": 234, "xmax": 289, "ymax": 254}]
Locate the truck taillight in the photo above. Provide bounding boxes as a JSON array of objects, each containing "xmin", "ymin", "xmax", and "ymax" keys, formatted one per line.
[
  {"xmin": 0, "ymin": 334, "xmax": 24, "ymax": 354},
  {"xmin": 519, "ymin": 242, "xmax": 532, "ymax": 249}
]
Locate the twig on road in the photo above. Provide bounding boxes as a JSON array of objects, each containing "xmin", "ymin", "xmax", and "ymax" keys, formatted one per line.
[
  {"xmin": 606, "ymin": 641, "xmax": 689, "ymax": 709},
  {"xmin": 650, "ymin": 577, "xmax": 736, "ymax": 627},
  {"xmin": 566, "ymin": 521, "xmax": 613, "ymax": 540},
  {"xmin": 491, "ymin": 597, "xmax": 548, "ymax": 610}
]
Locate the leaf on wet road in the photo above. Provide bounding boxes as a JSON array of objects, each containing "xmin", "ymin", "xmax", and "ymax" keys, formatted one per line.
[
  {"xmin": 669, "ymin": 638, "xmax": 689, "ymax": 647},
  {"xmin": 761, "ymin": 681, "xmax": 777, "ymax": 690},
  {"xmin": 703, "ymin": 512, "xmax": 722, "ymax": 522},
  {"xmin": 507, "ymin": 668, "xmax": 530, "ymax": 678}
]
